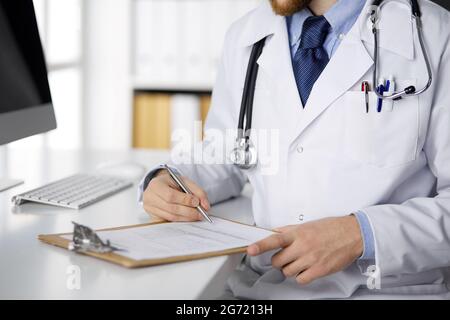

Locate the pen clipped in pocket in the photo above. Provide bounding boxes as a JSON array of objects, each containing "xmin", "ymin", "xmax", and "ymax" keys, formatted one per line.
[{"xmin": 343, "ymin": 88, "xmax": 419, "ymax": 167}]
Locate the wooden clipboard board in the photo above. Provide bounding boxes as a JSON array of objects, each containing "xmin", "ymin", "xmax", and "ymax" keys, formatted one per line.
[{"xmin": 38, "ymin": 218, "xmax": 256, "ymax": 268}]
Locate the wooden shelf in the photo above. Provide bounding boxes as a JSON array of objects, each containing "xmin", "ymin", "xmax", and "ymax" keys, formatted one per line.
[
  {"xmin": 133, "ymin": 78, "xmax": 212, "ymax": 94},
  {"xmin": 132, "ymin": 92, "xmax": 212, "ymax": 150}
]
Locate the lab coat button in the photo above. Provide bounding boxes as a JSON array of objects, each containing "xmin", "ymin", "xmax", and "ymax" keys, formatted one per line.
[
  {"xmin": 339, "ymin": 33, "xmax": 345, "ymax": 40},
  {"xmin": 299, "ymin": 214, "xmax": 304, "ymax": 221},
  {"xmin": 296, "ymin": 146, "xmax": 304, "ymax": 154}
]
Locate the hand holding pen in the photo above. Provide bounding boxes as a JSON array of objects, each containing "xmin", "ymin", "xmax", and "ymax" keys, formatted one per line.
[
  {"xmin": 142, "ymin": 165, "xmax": 211, "ymax": 222},
  {"xmin": 163, "ymin": 165, "xmax": 213, "ymax": 223}
]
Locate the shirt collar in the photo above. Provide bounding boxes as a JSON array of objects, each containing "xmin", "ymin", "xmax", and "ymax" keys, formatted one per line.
[
  {"xmin": 286, "ymin": 8, "xmax": 311, "ymax": 46},
  {"xmin": 325, "ymin": 0, "xmax": 366, "ymax": 37},
  {"xmin": 287, "ymin": 0, "xmax": 366, "ymax": 46},
  {"xmin": 239, "ymin": 0, "xmax": 414, "ymax": 61}
]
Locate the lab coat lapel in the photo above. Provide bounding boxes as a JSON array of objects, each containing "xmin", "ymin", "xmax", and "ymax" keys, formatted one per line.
[
  {"xmin": 255, "ymin": 15, "xmax": 303, "ymax": 139},
  {"xmin": 360, "ymin": 0, "xmax": 414, "ymax": 60},
  {"xmin": 292, "ymin": 31, "xmax": 374, "ymax": 142}
]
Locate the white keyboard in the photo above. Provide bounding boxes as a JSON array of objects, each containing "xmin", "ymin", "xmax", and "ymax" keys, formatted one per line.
[{"xmin": 11, "ymin": 174, "xmax": 133, "ymax": 209}]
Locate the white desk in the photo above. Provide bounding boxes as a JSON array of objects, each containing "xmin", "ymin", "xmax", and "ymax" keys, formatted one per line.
[{"xmin": 0, "ymin": 148, "xmax": 253, "ymax": 299}]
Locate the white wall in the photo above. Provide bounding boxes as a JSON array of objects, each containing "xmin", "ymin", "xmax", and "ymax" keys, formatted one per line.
[
  {"xmin": 133, "ymin": 0, "xmax": 261, "ymax": 89},
  {"xmin": 82, "ymin": 0, "xmax": 132, "ymax": 150},
  {"xmin": 81, "ymin": 0, "xmax": 260, "ymax": 150}
]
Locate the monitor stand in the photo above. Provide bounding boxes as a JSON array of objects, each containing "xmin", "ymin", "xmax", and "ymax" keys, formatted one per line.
[
  {"xmin": 0, "ymin": 178, "xmax": 23, "ymax": 192},
  {"xmin": 0, "ymin": 146, "xmax": 23, "ymax": 192}
]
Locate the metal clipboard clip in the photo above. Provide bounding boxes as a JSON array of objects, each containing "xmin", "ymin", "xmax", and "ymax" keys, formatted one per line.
[{"xmin": 68, "ymin": 221, "xmax": 121, "ymax": 253}]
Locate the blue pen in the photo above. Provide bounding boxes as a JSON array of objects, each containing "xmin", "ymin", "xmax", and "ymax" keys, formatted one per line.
[
  {"xmin": 378, "ymin": 80, "xmax": 391, "ymax": 112},
  {"xmin": 385, "ymin": 79, "xmax": 391, "ymax": 94},
  {"xmin": 377, "ymin": 81, "xmax": 386, "ymax": 113}
]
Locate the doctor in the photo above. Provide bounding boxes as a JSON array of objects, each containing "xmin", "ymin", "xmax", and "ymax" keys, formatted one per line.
[{"xmin": 140, "ymin": 0, "xmax": 450, "ymax": 299}]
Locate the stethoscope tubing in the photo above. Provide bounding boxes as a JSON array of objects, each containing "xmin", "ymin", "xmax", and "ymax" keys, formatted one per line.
[
  {"xmin": 238, "ymin": 38, "xmax": 266, "ymax": 138},
  {"xmin": 371, "ymin": 0, "xmax": 432, "ymax": 100}
]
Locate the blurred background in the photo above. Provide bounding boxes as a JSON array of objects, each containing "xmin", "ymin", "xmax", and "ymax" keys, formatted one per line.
[
  {"xmin": 8, "ymin": 0, "xmax": 449, "ymax": 152},
  {"xmin": 10, "ymin": 0, "xmax": 261, "ymax": 152}
]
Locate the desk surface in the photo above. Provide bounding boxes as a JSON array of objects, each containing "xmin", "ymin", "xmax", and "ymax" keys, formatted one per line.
[{"xmin": 0, "ymin": 148, "xmax": 252, "ymax": 299}]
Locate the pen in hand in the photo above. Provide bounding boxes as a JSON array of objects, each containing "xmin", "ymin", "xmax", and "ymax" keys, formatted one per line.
[{"xmin": 163, "ymin": 165, "xmax": 213, "ymax": 223}]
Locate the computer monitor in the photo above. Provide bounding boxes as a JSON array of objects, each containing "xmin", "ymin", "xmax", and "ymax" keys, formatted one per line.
[
  {"xmin": 0, "ymin": 0, "xmax": 56, "ymax": 144},
  {"xmin": 0, "ymin": 0, "xmax": 56, "ymax": 190}
]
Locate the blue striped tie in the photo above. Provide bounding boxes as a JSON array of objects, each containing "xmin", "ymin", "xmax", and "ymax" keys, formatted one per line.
[{"xmin": 293, "ymin": 16, "xmax": 331, "ymax": 107}]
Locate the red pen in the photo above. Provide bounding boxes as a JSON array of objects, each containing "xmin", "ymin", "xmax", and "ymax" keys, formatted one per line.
[{"xmin": 362, "ymin": 81, "xmax": 370, "ymax": 113}]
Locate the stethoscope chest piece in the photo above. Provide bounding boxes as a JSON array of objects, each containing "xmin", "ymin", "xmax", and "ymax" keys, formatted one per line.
[{"xmin": 230, "ymin": 137, "xmax": 258, "ymax": 170}]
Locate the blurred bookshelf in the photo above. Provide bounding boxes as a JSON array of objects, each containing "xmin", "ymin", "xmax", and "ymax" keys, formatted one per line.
[
  {"xmin": 133, "ymin": 91, "xmax": 211, "ymax": 149},
  {"xmin": 131, "ymin": 0, "xmax": 260, "ymax": 149}
]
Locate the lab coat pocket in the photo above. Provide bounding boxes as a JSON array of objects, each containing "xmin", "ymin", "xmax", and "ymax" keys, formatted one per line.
[{"xmin": 343, "ymin": 90, "xmax": 419, "ymax": 168}]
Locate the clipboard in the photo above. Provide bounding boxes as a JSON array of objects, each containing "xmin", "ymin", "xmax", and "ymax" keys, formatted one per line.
[{"xmin": 38, "ymin": 217, "xmax": 266, "ymax": 268}]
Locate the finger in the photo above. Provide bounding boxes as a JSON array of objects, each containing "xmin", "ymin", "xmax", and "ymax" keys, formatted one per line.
[
  {"xmin": 271, "ymin": 245, "xmax": 301, "ymax": 269},
  {"xmin": 183, "ymin": 178, "xmax": 211, "ymax": 210},
  {"xmin": 273, "ymin": 225, "xmax": 297, "ymax": 233},
  {"xmin": 281, "ymin": 256, "xmax": 313, "ymax": 278},
  {"xmin": 152, "ymin": 179, "xmax": 200, "ymax": 207},
  {"xmin": 146, "ymin": 191, "xmax": 201, "ymax": 221},
  {"xmin": 144, "ymin": 205, "xmax": 198, "ymax": 222},
  {"xmin": 160, "ymin": 202, "xmax": 202, "ymax": 221},
  {"xmin": 247, "ymin": 233, "xmax": 293, "ymax": 256},
  {"xmin": 295, "ymin": 265, "xmax": 326, "ymax": 285}
]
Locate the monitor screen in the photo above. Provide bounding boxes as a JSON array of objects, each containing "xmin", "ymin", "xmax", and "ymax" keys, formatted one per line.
[
  {"xmin": 0, "ymin": 0, "xmax": 56, "ymax": 145},
  {"xmin": 0, "ymin": 0, "xmax": 52, "ymax": 115}
]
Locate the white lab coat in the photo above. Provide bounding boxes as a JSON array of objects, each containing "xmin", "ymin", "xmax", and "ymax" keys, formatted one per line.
[{"xmin": 160, "ymin": 0, "xmax": 450, "ymax": 299}]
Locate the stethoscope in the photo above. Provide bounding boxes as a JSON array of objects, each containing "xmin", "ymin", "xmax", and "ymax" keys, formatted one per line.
[
  {"xmin": 371, "ymin": 0, "xmax": 432, "ymax": 100},
  {"xmin": 230, "ymin": 0, "xmax": 433, "ymax": 170}
]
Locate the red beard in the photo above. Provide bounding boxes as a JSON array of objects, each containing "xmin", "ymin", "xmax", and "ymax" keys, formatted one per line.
[{"xmin": 269, "ymin": 0, "xmax": 313, "ymax": 16}]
